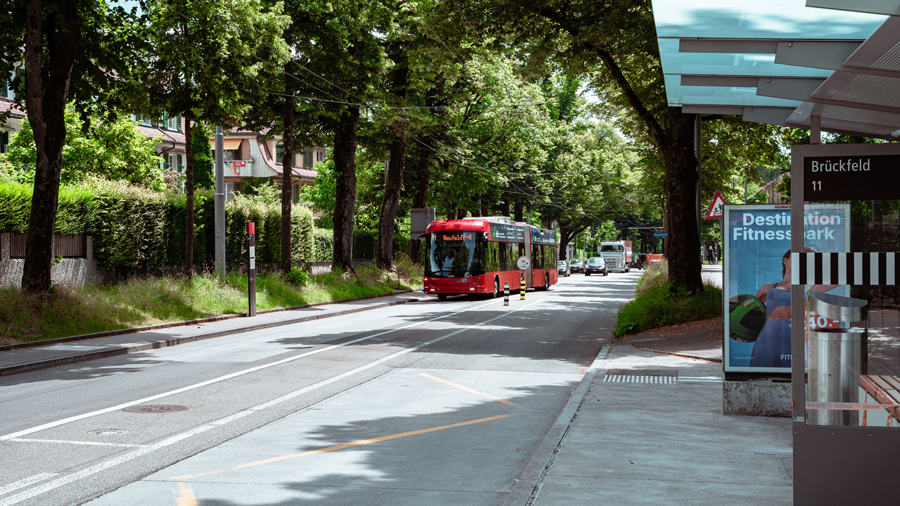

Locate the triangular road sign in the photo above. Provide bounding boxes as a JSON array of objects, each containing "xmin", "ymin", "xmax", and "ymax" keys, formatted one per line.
[{"xmin": 705, "ymin": 190, "xmax": 728, "ymax": 220}]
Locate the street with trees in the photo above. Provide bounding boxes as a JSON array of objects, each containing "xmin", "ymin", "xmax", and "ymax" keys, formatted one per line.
[{"xmin": 2, "ymin": 0, "xmax": 793, "ymax": 295}]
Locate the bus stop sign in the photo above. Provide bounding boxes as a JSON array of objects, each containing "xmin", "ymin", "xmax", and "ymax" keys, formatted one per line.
[{"xmin": 516, "ymin": 256, "xmax": 530, "ymax": 270}]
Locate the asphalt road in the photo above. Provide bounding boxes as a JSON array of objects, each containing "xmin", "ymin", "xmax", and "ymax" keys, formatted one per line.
[{"xmin": 0, "ymin": 270, "xmax": 640, "ymax": 506}]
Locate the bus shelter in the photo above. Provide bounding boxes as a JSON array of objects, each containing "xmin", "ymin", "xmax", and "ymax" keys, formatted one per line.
[{"xmin": 651, "ymin": 1, "xmax": 900, "ymax": 503}]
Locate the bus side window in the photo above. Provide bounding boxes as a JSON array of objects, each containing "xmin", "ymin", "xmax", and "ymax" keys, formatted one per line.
[
  {"xmin": 532, "ymin": 244, "xmax": 542, "ymax": 269},
  {"xmin": 498, "ymin": 242, "xmax": 507, "ymax": 271},
  {"xmin": 486, "ymin": 241, "xmax": 500, "ymax": 272}
]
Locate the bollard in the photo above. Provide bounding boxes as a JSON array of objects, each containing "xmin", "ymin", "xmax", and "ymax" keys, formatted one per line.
[
  {"xmin": 247, "ymin": 222, "xmax": 257, "ymax": 317},
  {"xmin": 504, "ymin": 282, "xmax": 510, "ymax": 306},
  {"xmin": 520, "ymin": 277, "xmax": 526, "ymax": 300}
]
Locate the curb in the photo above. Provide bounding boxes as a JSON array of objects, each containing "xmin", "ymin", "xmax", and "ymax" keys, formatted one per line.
[
  {"xmin": 0, "ymin": 291, "xmax": 425, "ymax": 377},
  {"xmin": 0, "ymin": 289, "xmax": 414, "ymax": 353},
  {"xmin": 502, "ymin": 342, "xmax": 611, "ymax": 506},
  {"xmin": 622, "ymin": 339, "xmax": 723, "ymax": 364}
]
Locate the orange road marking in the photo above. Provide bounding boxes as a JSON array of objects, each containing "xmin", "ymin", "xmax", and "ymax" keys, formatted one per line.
[
  {"xmin": 171, "ymin": 414, "xmax": 511, "ymax": 481},
  {"xmin": 419, "ymin": 373, "xmax": 527, "ymax": 409},
  {"xmin": 176, "ymin": 482, "xmax": 197, "ymax": 506}
]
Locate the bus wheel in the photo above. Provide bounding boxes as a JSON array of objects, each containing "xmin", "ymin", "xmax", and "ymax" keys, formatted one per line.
[
  {"xmin": 437, "ymin": 294, "xmax": 448, "ymax": 301},
  {"xmin": 545, "ymin": 273, "xmax": 550, "ymax": 290},
  {"xmin": 493, "ymin": 278, "xmax": 500, "ymax": 298}
]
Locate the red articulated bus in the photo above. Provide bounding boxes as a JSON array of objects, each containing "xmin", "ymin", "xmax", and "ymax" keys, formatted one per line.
[{"xmin": 423, "ymin": 217, "xmax": 558, "ymax": 300}]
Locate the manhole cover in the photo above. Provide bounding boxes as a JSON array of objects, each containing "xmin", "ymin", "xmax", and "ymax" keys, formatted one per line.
[
  {"xmin": 88, "ymin": 429, "xmax": 131, "ymax": 436},
  {"xmin": 123, "ymin": 405, "xmax": 188, "ymax": 413}
]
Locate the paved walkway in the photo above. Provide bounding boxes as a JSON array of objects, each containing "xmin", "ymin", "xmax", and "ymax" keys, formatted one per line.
[
  {"xmin": 0, "ymin": 291, "xmax": 425, "ymax": 377},
  {"xmin": 508, "ymin": 338, "xmax": 793, "ymax": 506}
]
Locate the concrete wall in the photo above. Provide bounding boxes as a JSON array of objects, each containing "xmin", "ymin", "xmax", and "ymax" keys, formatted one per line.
[
  {"xmin": 0, "ymin": 233, "xmax": 112, "ymax": 288},
  {"xmin": 723, "ymin": 380, "xmax": 791, "ymax": 417}
]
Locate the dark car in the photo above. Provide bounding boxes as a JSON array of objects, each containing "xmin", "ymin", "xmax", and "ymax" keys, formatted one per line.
[
  {"xmin": 568, "ymin": 258, "xmax": 585, "ymax": 273},
  {"xmin": 557, "ymin": 260, "xmax": 571, "ymax": 277},
  {"xmin": 584, "ymin": 257, "xmax": 608, "ymax": 276}
]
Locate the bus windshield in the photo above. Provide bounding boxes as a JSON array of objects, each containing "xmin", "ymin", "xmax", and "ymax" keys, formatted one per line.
[
  {"xmin": 426, "ymin": 232, "xmax": 485, "ymax": 278},
  {"xmin": 600, "ymin": 245, "xmax": 623, "ymax": 252}
]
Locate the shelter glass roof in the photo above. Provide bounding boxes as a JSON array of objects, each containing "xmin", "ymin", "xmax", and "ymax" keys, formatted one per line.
[
  {"xmin": 663, "ymin": 75, "xmax": 803, "ymax": 108},
  {"xmin": 657, "ymin": 39, "xmax": 834, "ymax": 78},
  {"xmin": 653, "ymin": 0, "xmax": 885, "ymax": 40},
  {"xmin": 652, "ymin": 0, "xmax": 887, "ymax": 110}
]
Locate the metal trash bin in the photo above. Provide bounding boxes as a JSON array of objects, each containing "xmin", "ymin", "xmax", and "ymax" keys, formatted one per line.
[{"xmin": 806, "ymin": 291, "xmax": 868, "ymax": 426}]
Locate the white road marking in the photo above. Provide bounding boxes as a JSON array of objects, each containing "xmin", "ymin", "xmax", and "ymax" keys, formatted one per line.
[
  {"xmin": 0, "ymin": 426, "xmax": 214, "ymax": 506},
  {"xmin": 0, "ymin": 300, "xmax": 498, "ymax": 442},
  {"xmin": 679, "ymin": 376, "xmax": 723, "ymax": 383},
  {"xmin": 9, "ymin": 438, "xmax": 145, "ymax": 448},
  {"xmin": 0, "ymin": 474, "xmax": 56, "ymax": 497},
  {"xmin": 0, "ymin": 300, "xmax": 542, "ymax": 505}
]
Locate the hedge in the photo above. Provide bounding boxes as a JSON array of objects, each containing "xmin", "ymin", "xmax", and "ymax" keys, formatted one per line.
[
  {"xmin": 311, "ymin": 228, "xmax": 411, "ymax": 263},
  {"xmin": 0, "ymin": 179, "xmax": 315, "ymax": 270}
]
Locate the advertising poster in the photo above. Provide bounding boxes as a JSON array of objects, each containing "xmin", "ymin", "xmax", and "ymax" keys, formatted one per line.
[{"xmin": 724, "ymin": 204, "xmax": 849, "ymax": 373}]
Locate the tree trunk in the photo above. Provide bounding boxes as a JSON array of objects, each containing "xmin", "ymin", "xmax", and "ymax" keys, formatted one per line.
[
  {"xmin": 184, "ymin": 116, "xmax": 194, "ymax": 278},
  {"xmin": 21, "ymin": 0, "xmax": 81, "ymax": 293},
  {"xmin": 376, "ymin": 59, "xmax": 410, "ymax": 270},
  {"xmin": 513, "ymin": 202, "xmax": 523, "ymax": 222},
  {"xmin": 332, "ymin": 105, "xmax": 360, "ymax": 273},
  {"xmin": 280, "ymin": 69, "xmax": 294, "ymax": 275},
  {"xmin": 659, "ymin": 108, "xmax": 703, "ymax": 293},
  {"xmin": 408, "ymin": 145, "xmax": 432, "ymax": 265},
  {"xmin": 558, "ymin": 224, "xmax": 570, "ymax": 261},
  {"xmin": 411, "ymin": 146, "xmax": 431, "ymax": 209},
  {"xmin": 376, "ymin": 120, "xmax": 406, "ymax": 268},
  {"xmin": 500, "ymin": 200, "xmax": 510, "ymax": 218}
]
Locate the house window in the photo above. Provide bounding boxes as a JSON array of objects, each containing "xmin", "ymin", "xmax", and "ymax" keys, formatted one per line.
[
  {"xmin": 134, "ymin": 114, "xmax": 154, "ymax": 127},
  {"xmin": 2, "ymin": 68, "xmax": 22, "ymax": 100},
  {"xmin": 316, "ymin": 150, "xmax": 326, "ymax": 162},
  {"xmin": 0, "ymin": 130, "xmax": 9, "ymax": 153},
  {"xmin": 275, "ymin": 142, "xmax": 283, "ymax": 162},
  {"xmin": 225, "ymin": 182, "xmax": 243, "ymax": 201},
  {"xmin": 161, "ymin": 113, "xmax": 181, "ymax": 131},
  {"xmin": 160, "ymin": 153, "xmax": 182, "ymax": 171}
]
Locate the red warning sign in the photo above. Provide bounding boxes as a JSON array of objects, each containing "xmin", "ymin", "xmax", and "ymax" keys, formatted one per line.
[{"xmin": 705, "ymin": 191, "xmax": 728, "ymax": 220}]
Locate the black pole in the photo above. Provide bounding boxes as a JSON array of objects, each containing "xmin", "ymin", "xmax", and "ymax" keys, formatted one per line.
[{"xmin": 248, "ymin": 222, "xmax": 257, "ymax": 317}]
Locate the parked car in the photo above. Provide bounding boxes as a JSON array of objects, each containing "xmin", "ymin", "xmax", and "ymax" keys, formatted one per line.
[
  {"xmin": 584, "ymin": 256, "xmax": 608, "ymax": 276},
  {"xmin": 557, "ymin": 260, "xmax": 571, "ymax": 277},
  {"xmin": 568, "ymin": 258, "xmax": 585, "ymax": 273}
]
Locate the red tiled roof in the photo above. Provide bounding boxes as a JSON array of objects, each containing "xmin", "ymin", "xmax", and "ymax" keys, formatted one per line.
[
  {"xmin": 0, "ymin": 98, "xmax": 25, "ymax": 118},
  {"xmin": 138, "ymin": 125, "xmax": 185, "ymax": 145}
]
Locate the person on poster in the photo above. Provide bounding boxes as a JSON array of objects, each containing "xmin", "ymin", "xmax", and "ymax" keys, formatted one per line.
[{"xmin": 749, "ymin": 247, "xmax": 836, "ymax": 367}]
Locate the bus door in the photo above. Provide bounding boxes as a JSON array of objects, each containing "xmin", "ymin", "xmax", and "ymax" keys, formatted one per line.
[{"xmin": 524, "ymin": 228, "xmax": 532, "ymax": 288}]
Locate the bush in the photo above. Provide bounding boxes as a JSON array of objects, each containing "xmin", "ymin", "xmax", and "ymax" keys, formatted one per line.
[
  {"xmin": 353, "ymin": 229, "xmax": 377, "ymax": 260},
  {"xmin": 0, "ymin": 179, "xmax": 316, "ymax": 271},
  {"xmin": 291, "ymin": 206, "xmax": 315, "ymax": 266},
  {"xmin": 313, "ymin": 228, "xmax": 333, "ymax": 262},
  {"xmin": 285, "ymin": 266, "xmax": 309, "ymax": 286},
  {"xmin": 614, "ymin": 261, "xmax": 722, "ymax": 338}
]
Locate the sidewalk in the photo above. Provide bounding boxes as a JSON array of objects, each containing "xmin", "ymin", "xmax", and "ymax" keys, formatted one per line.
[
  {"xmin": 0, "ymin": 290, "xmax": 426, "ymax": 377},
  {"xmin": 508, "ymin": 323, "xmax": 793, "ymax": 506}
]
